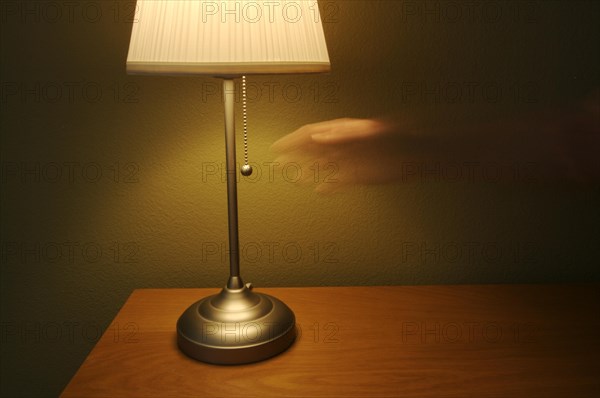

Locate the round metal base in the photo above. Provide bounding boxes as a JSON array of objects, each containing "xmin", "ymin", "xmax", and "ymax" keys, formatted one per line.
[{"xmin": 177, "ymin": 284, "xmax": 296, "ymax": 365}]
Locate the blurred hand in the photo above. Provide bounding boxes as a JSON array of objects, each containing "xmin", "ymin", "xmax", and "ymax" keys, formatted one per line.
[{"xmin": 271, "ymin": 92, "xmax": 599, "ymax": 192}]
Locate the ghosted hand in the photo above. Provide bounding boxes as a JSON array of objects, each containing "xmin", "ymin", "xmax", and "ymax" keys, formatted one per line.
[{"xmin": 271, "ymin": 92, "xmax": 599, "ymax": 192}]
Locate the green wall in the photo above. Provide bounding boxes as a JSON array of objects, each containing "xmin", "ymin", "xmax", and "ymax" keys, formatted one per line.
[{"xmin": 1, "ymin": 1, "xmax": 599, "ymax": 396}]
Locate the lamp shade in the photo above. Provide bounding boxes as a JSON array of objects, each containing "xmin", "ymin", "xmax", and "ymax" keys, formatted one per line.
[{"xmin": 126, "ymin": 0, "xmax": 331, "ymax": 75}]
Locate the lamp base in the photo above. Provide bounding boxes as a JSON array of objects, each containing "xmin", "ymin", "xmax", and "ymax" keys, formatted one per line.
[{"xmin": 177, "ymin": 283, "xmax": 296, "ymax": 365}]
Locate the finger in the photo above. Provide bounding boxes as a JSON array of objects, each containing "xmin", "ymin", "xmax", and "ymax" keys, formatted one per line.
[
  {"xmin": 270, "ymin": 118, "xmax": 355, "ymax": 153},
  {"xmin": 310, "ymin": 119, "xmax": 386, "ymax": 145}
]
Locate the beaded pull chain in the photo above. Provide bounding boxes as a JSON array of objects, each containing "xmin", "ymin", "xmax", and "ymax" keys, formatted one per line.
[{"xmin": 240, "ymin": 75, "xmax": 253, "ymax": 177}]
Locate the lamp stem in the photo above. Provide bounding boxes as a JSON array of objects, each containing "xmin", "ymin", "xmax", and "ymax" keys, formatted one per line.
[
  {"xmin": 177, "ymin": 78, "xmax": 296, "ymax": 363},
  {"xmin": 222, "ymin": 79, "xmax": 244, "ymax": 289}
]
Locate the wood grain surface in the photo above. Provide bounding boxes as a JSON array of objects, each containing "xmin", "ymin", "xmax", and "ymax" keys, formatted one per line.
[{"xmin": 61, "ymin": 285, "xmax": 600, "ymax": 397}]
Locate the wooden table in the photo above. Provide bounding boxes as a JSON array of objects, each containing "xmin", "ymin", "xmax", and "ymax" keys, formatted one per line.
[{"xmin": 61, "ymin": 285, "xmax": 600, "ymax": 397}]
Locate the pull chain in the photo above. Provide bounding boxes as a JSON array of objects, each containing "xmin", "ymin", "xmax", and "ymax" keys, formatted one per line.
[{"xmin": 240, "ymin": 75, "xmax": 253, "ymax": 177}]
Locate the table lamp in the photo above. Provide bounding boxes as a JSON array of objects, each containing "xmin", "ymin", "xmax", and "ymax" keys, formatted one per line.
[{"xmin": 126, "ymin": 0, "xmax": 330, "ymax": 364}]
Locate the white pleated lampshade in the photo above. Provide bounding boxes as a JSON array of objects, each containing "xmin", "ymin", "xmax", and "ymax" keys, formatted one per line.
[{"xmin": 126, "ymin": 0, "xmax": 331, "ymax": 75}]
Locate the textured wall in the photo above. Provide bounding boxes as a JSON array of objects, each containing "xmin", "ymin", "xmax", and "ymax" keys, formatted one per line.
[{"xmin": 1, "ymin": 1, "xmax": 599, "ymax": 396}]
